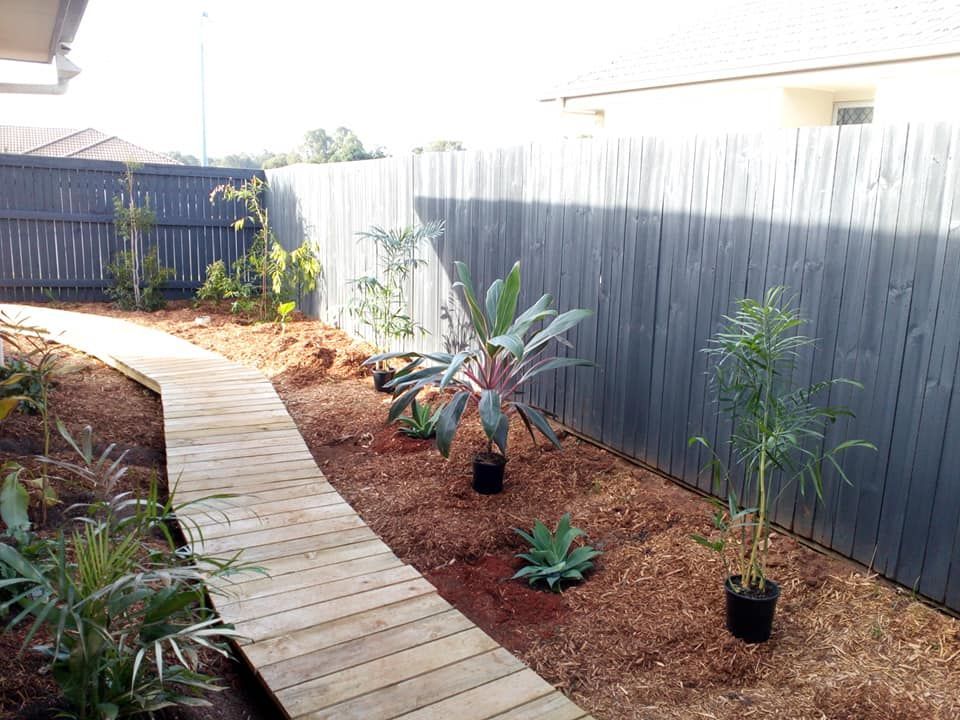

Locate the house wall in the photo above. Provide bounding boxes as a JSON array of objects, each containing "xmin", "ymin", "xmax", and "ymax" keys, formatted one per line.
[{"xmin": 555, "ymin": 55, "xmax": 960, "ymax": 134}]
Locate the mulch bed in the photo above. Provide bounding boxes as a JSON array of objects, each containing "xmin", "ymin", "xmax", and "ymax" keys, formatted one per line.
[
  {"xmin": 13, "ymin": 300, "xmax": 960, "ymax": 720},
  {"xmin": 0, "ymin": 344, "xmax": 277, "ymax": 720}
]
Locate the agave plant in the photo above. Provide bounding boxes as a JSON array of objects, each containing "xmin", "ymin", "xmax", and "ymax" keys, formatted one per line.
[
  {"xmin": 367, "ymin": 260, "xmax": 593, "ymax": 459},
  {"xmin": 396, "ymin": 399, "xmax": 443, "ymax": 439},
  {"xmin": 512, "ymin": 513, "xmax": 601, "ymax": 591}
]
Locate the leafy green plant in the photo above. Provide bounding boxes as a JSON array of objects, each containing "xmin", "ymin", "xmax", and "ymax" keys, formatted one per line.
[
  {"xmin": 109, "ymin": 166, "xmax": 172, "ymax": 311},
  {"xmin": 0, "ymin": 424, "xmax": 246, "ymax": 720},
  {"xmin": 369, "ymin": 261, "xmax": 593, "ymax": 461},
  {"xmin": 0, "ymin": 356, "xmax": 42, "ymax": 413},
  {"xmin": 395, "ymin": 399, "xmax": 443, "ymax": 439},
  {"xmin": 350, "ymin": 221, "xmax": 444, "ymax": 368},
  {"xmin": 196, "ymin": 260, "xmax": 252, "ymax": 306},
  {"xmin": 276, "ymin": 301, "xmax": 296, "ymax": 333},
  {"xmin": 690, "ymin": 287, "xmax": 874, "ymax": 595},
  {"xmin": 0, "ymin": 462, "xmax": 30, "ymax": 541},
  {"xmin": 106, "ymin": 247, "xmax": 174, "ymax": 311},
  {"xmin": 209, "ymin": 177, "xmax": 321, "ymax": 321},
  {"xmin": 0, "ymin": 311, "xmax": 44, "ymax": 420},
  {"xmin": 0, "ymin": 316, "xmax": 65, "ymax": 524},
  {"xmin": 512, "ymin": 513, "xmax": 600, "ymax": 592}
]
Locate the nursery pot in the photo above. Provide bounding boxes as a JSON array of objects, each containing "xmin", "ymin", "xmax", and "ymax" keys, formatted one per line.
[
  {"xmin": 472, "ymin": 452, "xmax": 506, "ymax": 494},
  {"xmin": 372, "ymin": 369, "xmax": 395, "ymax": 393},
  {"xmin": 724, "ymin": 575, "xmax": 780, "ymax": 643}
]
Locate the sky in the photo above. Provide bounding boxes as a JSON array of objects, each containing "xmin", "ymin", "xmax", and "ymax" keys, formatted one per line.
[{"xmin": 1, "ymin": 0, "xmax": 714, "ymax": 159}]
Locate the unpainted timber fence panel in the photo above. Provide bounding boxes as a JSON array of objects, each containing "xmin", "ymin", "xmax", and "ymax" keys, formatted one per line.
[
  {"xmin": 267, "ymin": 122, "xmax": 958, "ymax": 611},
  {"xmin": 0, "ymin": 155, "xmax": 261, "ymax": 302}
]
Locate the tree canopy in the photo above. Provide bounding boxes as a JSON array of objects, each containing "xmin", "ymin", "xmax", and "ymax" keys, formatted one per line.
[
  {"xmin": 412, "ymin": 139, "xmax": 465, "ymax": 154},
  {"xmin": 167, "ymin": 126, "xmax": 387, "ymax": 170}
]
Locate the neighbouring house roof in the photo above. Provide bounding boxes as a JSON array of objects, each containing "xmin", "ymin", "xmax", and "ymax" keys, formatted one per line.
[
  {"xmin": 544, "ymin": 0, "xmax": 960, "ymax": 100},
  {"xmin": 0, "ymin": 126, "xmax": 181, "ymax": 164}
]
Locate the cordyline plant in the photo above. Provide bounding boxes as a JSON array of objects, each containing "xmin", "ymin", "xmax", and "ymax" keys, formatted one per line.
[
  {"xmin": 691, "ymin": 287, "xmax": 874, "ymax": 595},
  {"xmin": 367, "ymin": 261, "xmax": 593, "ymax": 458}
]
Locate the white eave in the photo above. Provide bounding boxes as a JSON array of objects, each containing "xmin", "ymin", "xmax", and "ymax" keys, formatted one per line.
[{"xmin": 0, "ymin": 0, "xmax": 89, "ymax": 94}]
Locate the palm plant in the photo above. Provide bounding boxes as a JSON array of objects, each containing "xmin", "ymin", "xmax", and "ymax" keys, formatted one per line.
[
  {"xmin": 369, "ymin": 261, "xmax": 593, "ymax": 464},
  {"xmin": 691, "ymin": 287, "xmax": 874, "ymax": 596},
  {"xmin": 0, "ymin": 424, "xmax": 246, "ymax": 719},
  {"xmin": 350, "ymin": 221, "xmax": 445, "ymax": 370}
]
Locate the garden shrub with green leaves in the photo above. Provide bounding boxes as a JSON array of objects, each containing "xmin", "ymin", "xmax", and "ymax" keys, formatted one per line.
[
  {"xmin": 0, "ymin": 425, "xmax": 246, "ymax": 720},
  {"xmin": 208, "ymin": 177, "xmax": 321, "ymax": 322},
  {"xmin": 106, "ymin": 247, "xmax": 174, "ymax": 312},
  {"xmin": 108, "ymin": 166, "xmax": 174, "ymax": 311},
  {"xmin": 370, "ymin": 260, "xmax": 593, "ymax": 461},
  {"xmin": 512, "ymin": 513, "xmax": 601, "ymax": 592}
]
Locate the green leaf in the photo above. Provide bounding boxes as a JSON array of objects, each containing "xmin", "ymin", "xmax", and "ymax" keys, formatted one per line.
[
  {"xmin": 453, "ymin": 262, "xmax": 489, "ymax": 343},
  {"xmin": 525, "ymin": 308, "xmax": 593, "ymax": 356},
  {"xmin": 488, "ymin": 334, "xmax": 524, "ymax": 360},
  {"xmin": 478, "ymin": 390, "xmax": 506, "ymax": 454},
  {"xmin": 0, "ymin": 472, "xmax": 30, "ymax": 534},
  {"xmin": 484, "ymin": 278, "xmax": 504, "ymax": 332},
  {"xmin": 435, "ymin": 391, "xmax": 470, "ymax": 458},
  {"xmin": 513, "ymin": 403, "xmax": 560, "ymax": 448},
  {"xmin": 493, "ymin": 262, "xmax": 521, "ymax": 336}
]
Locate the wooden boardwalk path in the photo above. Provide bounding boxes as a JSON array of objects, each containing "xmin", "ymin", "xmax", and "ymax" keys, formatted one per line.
[{"xmin": 1, "ymin": 304, "xmax": 593, "ymax": 720}]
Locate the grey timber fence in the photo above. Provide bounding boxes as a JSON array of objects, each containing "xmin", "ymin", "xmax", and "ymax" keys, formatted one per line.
[
  {"xmin": 267, "ymin": 122, "xmax": 960, "ymax": 612},
  {"xmin": 0, "ymin": 154, "xmax": 262, "ymax": 301}
]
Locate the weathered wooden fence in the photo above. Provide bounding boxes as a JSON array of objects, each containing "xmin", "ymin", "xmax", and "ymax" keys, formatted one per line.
[
  {"xmin": 267, "ymin": 122, "xmax": 960, "ymax": 612},
  {"xmin": 0, "ymin": 155, "xmax": 262, "ymax": 301}
]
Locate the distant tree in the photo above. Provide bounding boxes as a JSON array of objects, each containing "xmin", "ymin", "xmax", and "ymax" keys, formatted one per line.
[
  {"xmin": 166, "ymin": 151, "xmax": 201, "ymax": 165},
  {"xmin": 302, "ymin": 127, "xmax": 386, "ymax": 164},
  {"xmin": 262, "ymin": 152, "xmax": 302, "ymax": 169},
  {"xmin": 412, "ymin": 139, "xmax": 465, "ymax": 154}
]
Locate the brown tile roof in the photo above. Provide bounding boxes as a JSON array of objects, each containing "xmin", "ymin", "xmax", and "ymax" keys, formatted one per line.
[
  {"xmin": 546, "ymin": 0, "xmax": 960, "ymax": 99},
  {"xmin": 0, "ymin": 125, "xmax": 180, "ymax": 164}
]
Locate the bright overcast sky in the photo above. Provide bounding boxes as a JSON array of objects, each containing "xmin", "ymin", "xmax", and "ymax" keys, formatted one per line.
[{"xmin": 2, "ymin": 0, "xmax": 715, "ymax": 158}]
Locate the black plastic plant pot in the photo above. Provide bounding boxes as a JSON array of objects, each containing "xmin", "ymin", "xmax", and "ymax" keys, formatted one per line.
[
  {"xmin": 372, "ymin": 369, "xmax": 395, "ymax": 393},
  {"xmin": 725, "ymin": 575, "xmax": 780, "ymax": 643},
  {"xmin": 472, "ymin": 452, "xmax": 507, "ymax": 494}
]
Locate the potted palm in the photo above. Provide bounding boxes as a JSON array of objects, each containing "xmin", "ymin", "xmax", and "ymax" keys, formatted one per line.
[
  {"xmin": 367, "ymin": 260, "xmax": 593, "ymax": 493},
  {"xmin": 691, "ymin": 287, "xmax": 874, "ymax": 643},
  {"xmin": 351, "ymin": 221, "xmax": 445, "ymax": 391}
]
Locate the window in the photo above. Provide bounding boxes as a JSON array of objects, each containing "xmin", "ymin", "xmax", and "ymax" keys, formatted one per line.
[{"xmin": 833, "ymin": 102, "xmax": 874, "ymax": 125}]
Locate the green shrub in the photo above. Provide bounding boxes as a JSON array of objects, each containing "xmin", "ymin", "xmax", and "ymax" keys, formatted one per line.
[
  {"xmin": 512, "ymin": 513, "xmax": 600, "ymax": 592},
  {"xmin": 106, "ymin": 247, "xmax": 174, "ymax": 311},
  {"xmin": 0, "ymin": 357, "xmax": 43, "ymax": 414},
  {"xmin": 0, "ymin": 425, "xmax": 246, "ymax": 719}
]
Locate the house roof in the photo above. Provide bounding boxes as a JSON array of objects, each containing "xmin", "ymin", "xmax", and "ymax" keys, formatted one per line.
[
  {"xmin": 0, "ymin": 126, "xmax": 180, "ymax": 164},
  {"xmin": 544, "ymin": 0, "xmax": 960, "ymax": 100}
]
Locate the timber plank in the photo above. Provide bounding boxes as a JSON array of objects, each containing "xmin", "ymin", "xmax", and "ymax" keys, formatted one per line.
[
  {"xmin": 274, "ymin": 629, "xmax": 499, "ymax": 717},
  {"xmin": 227, "ymin": 574, "xmax": 433, "ymax": 638},
  {"xmin": 245, "ymin": 592, "xmax": 455, "ymax": 669},
  {"xmin": 399, "ymin": 669, "xmax": 563, "ymax": 720}
]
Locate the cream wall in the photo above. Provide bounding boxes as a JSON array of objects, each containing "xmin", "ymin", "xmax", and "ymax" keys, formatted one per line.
[{"xmin": 554, "ymin": 55, "xmax": 960, "ymax": 135}]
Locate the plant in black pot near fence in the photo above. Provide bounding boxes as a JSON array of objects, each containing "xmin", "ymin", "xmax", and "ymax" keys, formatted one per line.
[
  {"xmin": 367, "ymin": 260, "xmax": 593, "ymax": 493},
  {"xmin": 690, "ymin": 287, "xmax": 874, "ymax": 643},
  {"xmin": 351, "ymin": 221, "xmax": 445, "ymax": 391}
]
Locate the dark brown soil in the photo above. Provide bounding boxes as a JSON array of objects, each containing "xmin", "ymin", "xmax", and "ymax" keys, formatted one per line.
[
  {"xmin": 0, "ymin": 344, "xmax": 277, "ymax": 720},
  {"xmin": 16, "ymin": 300, "xmax": 960, "ymax": 720}
]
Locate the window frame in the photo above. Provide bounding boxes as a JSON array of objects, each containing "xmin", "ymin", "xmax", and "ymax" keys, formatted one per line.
[{"xmin": 832, "ymin": 101, "xmax": 875, "ymax": 126}]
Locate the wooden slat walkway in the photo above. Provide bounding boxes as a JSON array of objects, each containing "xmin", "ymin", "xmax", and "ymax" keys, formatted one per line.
[{"xmin": 1, "ymin": 304, "xmax": 593, "ymax": 720}]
